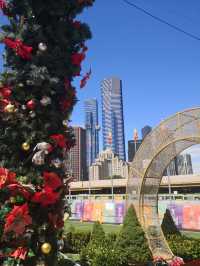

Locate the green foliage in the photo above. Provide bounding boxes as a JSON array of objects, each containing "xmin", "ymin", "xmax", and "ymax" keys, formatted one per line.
[
  {"xmin": 161, "ymin": 209, "xmax": 181, "ymax": 236},
  {"xmin": 90, "ymin": 221, "xmax": 105, "ymax": 244},
  {"xmin": 64, "ymin": 230, "xmax": 91, "ymax": 254},
  {"xmin": 167, "ymin": 234, "xmax": 200, "ymax": 261},
  {"xmin": 116, "ymin": 205, "xmax": 152, "ymax": 264},
  {"xmin": 80, "ymin": 235, "xmax": 127, "ymax": 266}
]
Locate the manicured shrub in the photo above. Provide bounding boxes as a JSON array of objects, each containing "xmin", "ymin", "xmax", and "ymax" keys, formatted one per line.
[
  {"xmin": 161, "ymin": 209, "xmax": 181, "ymax": 236},
  {"xmin": 80, "ymin": 235, "xmax": 127, "ymax": 266},
  {"xmin": 80, "ymin": 222, "xmax": 128, "ymax": 266},
  {"xmin": 90, "ymin": 221, "xmax": 105, "ymax": 244},
  {"xmin": 116, "ymin": 205, "xmax": 152, "ymax": 264},
  {"xmin": 64, "ymin": 230, "xmax": 91, "ymax": 253}
]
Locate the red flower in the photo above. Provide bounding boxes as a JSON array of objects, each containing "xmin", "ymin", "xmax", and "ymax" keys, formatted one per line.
[
  {"xmin": 4, "ymin": 204, "xmax": 32, "ymax": 236},
  {"xmin": 4, "ymin": 38, "xmax": 33, "ymax": 60},
  {"xmin": 10, "ymin": 247, "xmax": 28, "ymax": 260},
  {"xmin": 50, "ymin": 134, "xmax": 66, "ymax": 148},
  {"xmin": 31, "ymin": 187, "xmax": 59, "ymax": 207},
  {"xmin": 7, "ymin": 184, "xmax": 31, "ymax": 200},
  {"xmin": 0, "ymin": 0, "xmax": 6, "ymax": 9},
  {"xmin": 48, "ymin": 213, "xmax": 64, "ymax": 229},
  {"xmin": 78, "ymin": 0, "xmax": 93, "ymax": 4},
  {"xmin": 64, "ymin": 78, "xmax": 71, "ymax": 90},
  {"xmin": 43, "ymin": 171, "xmax": 62, "ymax": 190},
  {"xmin": 0, "ymin": 168, "xmax": 17, "ymax": 189},
  {"xmin": 71, "ymin": 52, "xmax": 85, "ymax": 66},
  {"xmin": 72, "ymin": 20, "xmax": 81, "ymax": 29},
  {"xmin": 80, "ymin": 68, "xmax": 91, "ymax": 89},
  {"xmin": 60, "ymin": 98, "xmax": 72, "ymax": 112}
]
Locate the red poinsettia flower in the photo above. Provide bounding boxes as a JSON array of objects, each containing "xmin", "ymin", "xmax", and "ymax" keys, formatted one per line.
[
  {"xmin": 43, "ymin": 171, "xmax": 62, "ymax": 190},
  {"xmin": 50, "ymin": 134, "xmax": 66, "ymax": 148},
  {"xmin": 71, "ymin": 52, "xmax": 85, "ymax": 66},
  {"xmin": 0, "ymin": 0, "xmax": 6, "ymax": 9},
  {"xmin": 4, "ymin": 38, "xmax": 33, "ymax": 60},
  {"xmin": 10, "ymin": 247, "xmax": 28, "ymax": 260},
  {"xmin": 80, "ymin": 68, "xmax": 91, "ymax": 89},
  {"xmin": 7, "ymin": 184, "xmax": 31, "ymax": 200},
  {"xmin": 60, "ymin": 98, "xmax": 72, "ymax": 112},
  {"xmin": 72, "ymin": 20, "xmax": 81, "ymax": 29},
  {"xmin": 64, "ymin": 78, "xmax": 71, "ymax": 90},
  {"xmin": 0, "ymin": 168, "xmax": 17, "ymax": 189},
  {"xmin": 48, "ymin": 213, "xmax": 64, "ymax": 229},
  {"xmin": 4, "ymin": 203, "xmax": 32, "ymax": 236},
  {"xmin": 31, "ymin": 186, "xmax": 59, "ymax": 207}
]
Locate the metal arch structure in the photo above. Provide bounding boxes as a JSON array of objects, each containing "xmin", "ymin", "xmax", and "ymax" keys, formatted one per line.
[{"xmin": 127, "ymin": 107, "xmax": 200, "ymax": 260}]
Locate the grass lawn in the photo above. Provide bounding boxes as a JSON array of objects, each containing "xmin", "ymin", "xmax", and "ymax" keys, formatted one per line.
[
  {"xmin": 181, "ymin": 230, "xmax": 200, "ymax": 239},
  {"xmin": 65, "ymin": 220, "xmax": 122, "ymax": 233}
]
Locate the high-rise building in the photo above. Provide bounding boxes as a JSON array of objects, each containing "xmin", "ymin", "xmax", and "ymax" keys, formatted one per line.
[
  {"xmin": 177, "ymin": 154, "xmax": 193, "ymax": 175},
  {"xmin": 128, "ymin": 139, "xmax": 142, "ymax": 162},
  {"xmin": 101, "ymin": 77, "xmax": 126, "ymax": 161},
  {"xmin": 164, "ymin": 158, "xmax": 178, "ymax": 176},
  {"xmin": 142, "ymin": 125, "xmax": 152, "ymax": 139},
  {"xmin": 164, "ymin": 154, "xmax": 193, "ymax": 176},
  {"xmin": 70, "ymin": 126, "xmax": 87, "ymax": 181},
  {"xmin": 89, "ymin": 148, "xmax": 129, "ymax": 180},
  {"xmin": 84, "ymin": 99, "xmax": 100, "ymax": 167}
]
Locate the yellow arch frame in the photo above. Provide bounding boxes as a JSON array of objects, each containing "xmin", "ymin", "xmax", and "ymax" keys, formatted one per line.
[{"xmin": 127, "ymin": 107, "xmax": 200, "ymax": 260}]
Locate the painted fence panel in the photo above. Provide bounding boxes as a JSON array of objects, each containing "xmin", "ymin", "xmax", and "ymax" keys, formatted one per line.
[{"xmin": 69, "ymin": 199, "xmax": 200, "ymax": 230}]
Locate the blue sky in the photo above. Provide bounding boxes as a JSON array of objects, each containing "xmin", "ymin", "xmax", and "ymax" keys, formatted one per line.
[
  {"xmin": 1, "ymin": 1, "xmax": 200, "ymax": 170},
  {"xmin": 74, "ymin": 1, "xmax": 200, "ymax": 142},
  {"xmin": 75, "ymin": 0, "xmax": 200, "ymax": 170}
]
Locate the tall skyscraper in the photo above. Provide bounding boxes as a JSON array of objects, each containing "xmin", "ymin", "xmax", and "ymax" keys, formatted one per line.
[
  {"xmin": 142, "ymin": 125, "xmax": 152, "ymax": 139},
  {"xmin": 101, "ymin": 77, "xmax": 126, "ymax": 161},
  {"xmin": 84, "ymin": 99, "xmax": 100, "ymax": 167},
  {"xmin": 164, "ymin": 154, "xmax": 193, "ymax": 176},
  {"xmin": 70, "ymin": 126, "xmax": 87, "ymax": 181},
  {"xmin": 177, "ymin": 154, "xmax": 193, "ymax": 175},
  {"xmin": 128, "ymin": 139, "xmax": 142, "ymax": 162}
]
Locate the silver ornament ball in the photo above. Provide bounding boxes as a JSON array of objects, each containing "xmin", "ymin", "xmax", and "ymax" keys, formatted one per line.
[
  {"xmin": 29, "ymin": 111, "xmax": 36, "ymax": 118},
  {"xmin": 40, "ymin": 96, "xmax": 51, "ymax": 106},
  {"xmin": 38, "ymin": 42, "xmax": 47, "ymax": 52}
]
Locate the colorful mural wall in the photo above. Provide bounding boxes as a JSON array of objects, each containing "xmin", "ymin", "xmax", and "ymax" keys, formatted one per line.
[{"xmin": 70, "ymin": 199, "xmax": 200, "ymax": 231}]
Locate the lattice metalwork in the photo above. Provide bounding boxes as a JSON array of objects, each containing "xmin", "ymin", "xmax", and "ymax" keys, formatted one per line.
[{"xmin": 127, "ymin": 108, "xmax": 200, "ymax": 260}]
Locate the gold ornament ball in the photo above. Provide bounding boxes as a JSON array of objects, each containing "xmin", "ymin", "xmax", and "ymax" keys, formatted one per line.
[
  {"xmin": 4, "ymin": 104, "xmax": 15, "ymax": 113},
  {"xmin": 10, "ymin": 197, "xmax": 16, "ymax": 204},
  {"xmin": 22, "ymin": 142, "xmax": 30, "ymax": 151},
  {"xmin": 41, "ymin": 242, "xmax": 52, "ymax": 254}
]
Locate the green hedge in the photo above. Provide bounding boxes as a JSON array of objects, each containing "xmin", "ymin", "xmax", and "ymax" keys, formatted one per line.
[
  {"xmin": 63, "ymin": 224, "xmax": 200, "ymax": 263},
  {"xmin": 64, "ymin": 229, "xmax": 91, "ymax": 253},
  {"xmin": 167, "ymin": 234, "xmax": 200, "ymax": 261}
]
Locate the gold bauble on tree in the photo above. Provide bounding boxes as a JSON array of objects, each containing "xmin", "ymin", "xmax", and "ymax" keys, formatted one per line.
[
  {"xmin": 10, "ymin": 197, "xmax": 16, "ymax": 204},
  {"xmin": 22, "ymin": 142, "xmax": 30, "ymax": 151},
  {"xmin": 4, "ymin": 104, "xmax": 15, "ymax": 113},
  {"xmin": 41, "ymin": 242, "xmax": 52, "ymax": 254}
]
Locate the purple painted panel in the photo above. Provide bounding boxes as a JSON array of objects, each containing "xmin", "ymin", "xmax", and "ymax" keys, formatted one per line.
[
  {"xmin": 74, "ymin": 201, "xmax": 84, "ymax": 220},
  {"xmin": 168, "ymin": 203, "xmax": 183, "ymax": 229},
  {"xmin": 115, "ymin": 202, "xmax": 125, "ymax": 223}
]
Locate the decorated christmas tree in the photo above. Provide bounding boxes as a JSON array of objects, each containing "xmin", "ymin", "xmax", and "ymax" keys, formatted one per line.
[{"xmin": 0, "ymin": 0, "xmax": 94, "ymax": 265}]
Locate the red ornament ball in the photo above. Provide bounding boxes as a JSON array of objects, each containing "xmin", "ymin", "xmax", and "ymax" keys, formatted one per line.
[
  {"xmin": 26, "ymin": 99, "xmax": 36, "ymax": 110},
  {"xmin": 2, "ymin": 87, "xmax": 12, "ymax": 98}
]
